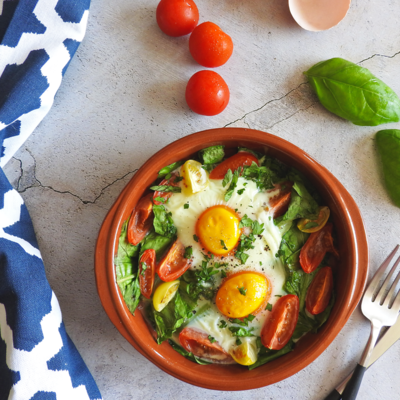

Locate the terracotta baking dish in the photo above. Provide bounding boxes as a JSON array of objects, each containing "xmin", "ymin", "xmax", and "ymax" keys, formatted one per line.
[{"xmin": 95, "ymin": 127, "xmax": 368, "ymax": 390}]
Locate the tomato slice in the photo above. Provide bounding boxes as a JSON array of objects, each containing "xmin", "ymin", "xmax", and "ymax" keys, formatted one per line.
[
  {"xmin": 299, "ymin": 222, "xmax": 338, "ymax": 274},
  {"xmin": 139, "ymin": 249, "xmax": 156, "ymax": 299},
  {"xmin": 268, "ymin": 181, "xmax": 293, "ymax": 218},
  {"xmin": 127, "ymin": 193, "xmax": 154, "ymax": 246},
  {"xmin": 157, "ymin": 239, "xmax": 191, "ymax": 281},
  {"xmin": 153, "ymin": 174, "xmax": 180, "ymax": 205},
  {"xmin": 179, "ymin": 328, "xmax": 234, "ymax": 363},
  {"xmin": 306, "ymin": 267, "xmax": 333, "ymax": 315},
  {"xmin": 209, "ymin": 152, "xmax": 259, "ymax": 180},
  {"xmin": 297, "ymin": 206, "xmax": 330, "ymax": 233},
  {"xmin": 261, "ymin": 294, "xmax": 299, "ymax": 350}
]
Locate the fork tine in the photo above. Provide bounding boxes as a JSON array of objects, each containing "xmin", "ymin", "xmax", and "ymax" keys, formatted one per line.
[
  {"xmin": 364, "ymin": 245, "xmax": 399, "ymax": 299},
  {"xmin": 375, "ymin": 255, "xmax": 400, "ymax": 304},
  {"xmin": 383, "ymin": 267, "xmax": 400, "ymax": 309}
]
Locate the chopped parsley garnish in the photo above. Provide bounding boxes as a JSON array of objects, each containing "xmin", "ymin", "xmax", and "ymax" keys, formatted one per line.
[
  {"xmin": 140, "ymin": 262, "xmax": 147, "ymax": 276},
  {"xmin": 184, "ymin": 203, "xmax": 189, "ymax": 209},
  {"xmin": 265, "ymin": 303, "xmax": 273, "ymax": 311},
  {"xmin": 236, "ymin": 338, "xmax": 242, "ymax": 346},
  {"xmin": 229, "ymin": 314, "xmax": 255, "ymax": 326},
  {"xmin": 195, "ymin": 260, "xmax": 218, "ymax": 282},
  {"xmin": 220, "ymin": 240, "xmax": 228, "ymax": 250},
  {"xmin": 238, "ymin": 286, "xmax": 247, "ymax": 296},
  {"xmin": 184, "ymin": 246, "xmax": 193, "ymax": 259},
  {"xmin": 237, "ymin": 188, "xmax": 245, "ymax": 195},
  {"xmin": 218, "ymin": 320, "xmax": 228, "ymax": 329},
  {"xmin": 229, "ymin": 326, "xmax": 254, "ymax": 337},
  {"xmin": 208, "ymin": 335, "xmax": 216, "ymax": 343},
  {"xmin": 220, "ymin": 270, "xmax": 227, "ymax": 279},
  {"xmin": 193, "ymin": 234, "xmax": 199, "ymax": 242}
]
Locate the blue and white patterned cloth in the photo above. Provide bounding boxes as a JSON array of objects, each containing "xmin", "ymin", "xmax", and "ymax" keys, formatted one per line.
[{"xmin": 0, "ymin": 0, "xmax": 102, "ymax": 398}]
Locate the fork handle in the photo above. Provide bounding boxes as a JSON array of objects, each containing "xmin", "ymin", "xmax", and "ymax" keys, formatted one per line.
[
  {"xmin": 323, "ymin": 389, "xmax": 342, "ymax": 400},
  {"xmin": 341, "ymin": 364, "xmax": 366, "ymax": 400}
]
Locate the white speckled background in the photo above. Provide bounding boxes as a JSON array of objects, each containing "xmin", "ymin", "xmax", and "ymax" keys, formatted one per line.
[{"xmin": 4, "ymin": 0, "xmax": 400, "ymax": 399}]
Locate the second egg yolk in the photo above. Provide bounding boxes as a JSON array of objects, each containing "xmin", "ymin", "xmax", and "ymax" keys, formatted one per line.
[{"xmin": 196, "ymin": 205, "xmax": 240, "ymax": 256}]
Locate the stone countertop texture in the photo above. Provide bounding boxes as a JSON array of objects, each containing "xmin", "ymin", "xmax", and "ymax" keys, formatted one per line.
[{"xmin": 4, "ymin": 0, "xmax": 400, "ymax": 399}]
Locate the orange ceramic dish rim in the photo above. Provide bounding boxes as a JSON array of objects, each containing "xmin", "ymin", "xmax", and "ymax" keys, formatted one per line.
[{"xmin": 94, "ymin": 127, "xmax": 369, "ymax": 391}]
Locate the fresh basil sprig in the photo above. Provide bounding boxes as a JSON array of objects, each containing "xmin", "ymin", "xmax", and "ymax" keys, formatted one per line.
[
  {"xmin": 376, "ymin": 129, "xmax": 400, "ymax": 207},
  {"xmin": 304, "ymin": 58, "xmax": 400, "ymax": 126}
]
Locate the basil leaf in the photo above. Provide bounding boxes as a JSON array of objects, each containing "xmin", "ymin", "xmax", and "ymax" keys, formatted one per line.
[
  {"xmin": 248, "ymin": 341, "xmax": 294, "ymax": 370},
  {"xmin": 150, "ymin": 185, "xmax": 181, "ymax": 193},
  {"xmin": 198, "ymin": 145, "xmax": 225, "ymax": 164},
  {"xmin": 376, "ymin": 129, "xmax": 400, "ymax": 207},
  {"xmin": 304, "ymin": 58, "xmax": 400, "ymax": 126},
  {"xmin": 168, "ymin": 340, "xmax": 212, "ymax": 365},
  {"xmin": 158, "ymin": 161, "xmax": 184, "ymax": 178},
  {"xmin": 153, "ymin": 205, "xmax": 177, "ymax": 238}
]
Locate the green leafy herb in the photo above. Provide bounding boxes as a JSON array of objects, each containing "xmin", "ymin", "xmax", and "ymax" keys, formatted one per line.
[
  {"xmin": 229, "ymin": 314, "xmax": 255, "ymax": 326},
  {"xmin": 184, "ymin": 203, "xmax": 189, "ymax": 209},
  {"xmin": 150, "ymin": 185, "xmax": 182, "ymax": 193},
  {"xmin": 238, "ymin": 286, "xmax": 247, "ymax": 296},
  {"xmin": 198, "ymin": 145, "xmax": 225, "ymax": 164},
  {"xmin": 140, "ymin": 262, "xmax": 147, "ymax": 276},
  {"xmin": 168, "ymin": 340, "xmax": 211, "ymax": 365},
  {"xmin": 304, "ymin": 221, "xmax": 319, "ymax": 230},
  {"xmin": 154, "ymin": 196, "xmax": 166, "ymax": 203},
  {"xmin": 208, "ymin": 335, "xmax": 216, "ymax": 343},
  {"xmin": 229, "ymin": 326, "xmax": 254, "ymax": 337},
  {"xmin": 220, "ymin": 240, "xmax": 228, "ymax": 250},
  {"xmin": 193, "ymin": 234, "xmax": 199, "ymax": 242},
  {"xmin": 220, "ymin": 270, "xmax": 227, "ymax": 279},
  {"xmin": 376, "ymin": 129, "xmax": 400, "ymax": 207},
  {"xmin": 249, "ymin": 341, "xmax": 294, "ymax": 370},
  {"xmin": 304, "ymin": 58, "xmax": 400, "ymax": 126},
  {"xmin": 236, "ymin": 338, "xmax": 242, "ymax": 346},
  {"xmin": 223, "ymin": 168, "xmax": 240, "ymax": 201},
  {"xmin": 222, "ymin": 169, "xmax": 233, "ymax": 187},
  {"xmin": 157, "ymin": 161, "xmax": 185, "ymax": 178},
  {"xmin": 184, "ymin": 246, "xmax": 193, "ymax": 259},
  {"xmin": 235, "ymin": 233, "xmax": 255, "ymax": 264},
  {"xmin": 237, "ymin": 188, "xmax": 245, "ymax": 195},
  {"xmin": 139, "ymin": 230, "xmax": 175, "ymax": 262},
  {"xmin": 265, "ymin": 303, "xmax": 273, "ymax": 311},
  {"xmin": 218, "ymin": 320, "xmax": 228, "ymax": 329},
  {"xmin": 153, "ymin": 204, "xmax": 177, "ymax": 238},
  {"xmin": 242, "ymin": 162, "xmax": 275, "ymax": 191},
  {"xmin": 195, "ymin": 260, "xmax": 219, "ymax": 282}
]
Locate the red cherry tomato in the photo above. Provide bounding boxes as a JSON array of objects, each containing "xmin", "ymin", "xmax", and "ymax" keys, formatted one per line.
[
  {"xmin": 179, "ymin": 328, "xmax": 234, "ymax": 363},
  {"xmin": 306, "ymin": 267, "xmax": 333, "ymax": 315},
  {"xmin": 261, "ymin": 294, "xmax": 299, "ymax": 350},
  {"xmin": 153, "ymin": 174, "xmax": 180, "ymax": 205},
  {"xmin": 209, "ymin": 152, "xmax": 259, "ymax": 179},
  {"xmin": 189, "ymin": 22, "xmax": 233, "ymax": 67},
  {"xmin": 299, "ymin": 223, "xmax": 338, "ymax": 274},
  {"xmin": 185, "ymin": 70, "xmax": 230, "ymax": 116},
  {"xmin": 268, "ymin": 182, "xmax": 293, "ymax": 218},
  {"xmin": 157, "ymin": 239, "xmax": 191, "ymax": 281},
  {"xmin": 139, "ymin": 249, "xmax": 156, "ymax": 299},
  {"xmin": 156, "ymin": 0, "xmax": 199, "ymax": 37},
  {"xmin": 127, "ymin": 193, "xmax": 154, "ymax": 246}
]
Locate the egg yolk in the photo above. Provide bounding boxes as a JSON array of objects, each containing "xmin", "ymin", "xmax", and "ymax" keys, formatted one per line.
[
  {"xmin": 195, "ymin": 205, "xmax": 240, "ymax": 256},
  {"xmin": 216, "ymin": 272, "xmax": 271, "ymax": 318}
]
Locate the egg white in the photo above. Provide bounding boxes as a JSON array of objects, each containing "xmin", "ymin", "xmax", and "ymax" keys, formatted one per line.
[{"xmin": 165, "ymin": 176, "xmax": 286, "ymax": 356}]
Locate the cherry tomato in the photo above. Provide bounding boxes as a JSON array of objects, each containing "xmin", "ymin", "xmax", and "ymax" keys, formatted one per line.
[
  {"xmin": 139, "ymin": 249, "xmax": 156, "ymax": 299},
  {"xmin": 127, "ymin": 193, "xmax": 154, "ymax": 246},
  {"xmin": 297, "ymin": 206, "xmax": 331, "ymax": 233},
  {"xmin": 189, "ymin": 22, "xmax": 233, "ymax": 67},
  {"xmin": 185, "ymin": 70, "xmax": 230, "ymax": 116},
  {"xmin": 157, "ymin": 239, "xmax": 191, "ymax": 281},
  {"xmin": 153, "ymin": 174, "xmax": 180, "ymax": 205},
  {"xmin": 306, "ymin": 267, "xmax": 333, "ymax": 315},
  {"xmin": 299, "ymin": 222, "xmax": 338, "ymax": 274},
  {"xmin": 179, "ymin": 328, "xmax": 234, "ymax": 363},
  {"xmin": 261, "ymin": 294, "xmax": 299, "ymax": 350},
  {"xmin": 268, "ymin": 182, "xmax": 293, "ymax": 218},
  {"xmin": 156, "ymin": 0, "xmax": 199, "ymax": 37},
  {"xmin": 209, "ymin": 152, "xmax": 259, "ymax": 179}
]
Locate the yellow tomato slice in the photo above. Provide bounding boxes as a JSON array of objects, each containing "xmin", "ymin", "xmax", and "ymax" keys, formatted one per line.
[
  {"xmin": 297, "ymin": 206, "xmax": 330, "ymax": 233},
  {"xmin": 230, "ymin": 339, "xmax": 258, "ymax": 366},
  {"xmin": 152, "ymin": 280, "xmax": 180, "ymax": 312},
  {"xmin": 180, "ymin": 160, "xmax": 209, "ymax": 194}
]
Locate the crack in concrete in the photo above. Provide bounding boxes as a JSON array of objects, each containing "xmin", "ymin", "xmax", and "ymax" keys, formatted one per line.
[
  {"xmin": 266, "ymin": 102, "xmax": 318, "ymax": 130},
  {"xmin": 224, "ymin": 81, "xmax": 309, "ymax": 128},
  {"xmin": 358, "ymin": 50, "xmax": 400, "ymax": 64}
]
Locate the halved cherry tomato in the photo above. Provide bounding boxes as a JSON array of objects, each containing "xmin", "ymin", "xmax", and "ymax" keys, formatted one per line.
[
  {"xmin": 189, "ymin": 22, "xmax": 233, "ymax": 68},
  {"xmin": 209, "ymin": 152, "xmax": 259, "ymax": 179},
  {"xmin": 156, "ymin": 0, "xmax": 199, "ymax": 37},
  {"xmin": 179, "ymin": 327, "xmax": 234, "ymax": 363},
  {"xmin": 299, "ymin": 222, "xmax": 338, "ymax": 274},
  {"xmin": 153, "ymin": 174, "xmax": 180, "ymax": 205},
  {"xmin": 268, "ymin": 181, "xmax": 293, "ymax": 218},
  {"xmin": 261, "ymin": 294, "xmax": 299, "ymax": 350},
  {"xmin": 139, "ymin": 249, "xmax": 156, "ymax": 299},
  {"xmin": 127, "ymin": 193, "xmax": 154, "ymax": 246},
  {"xmin": 157, "ymin": 239, "xmax": 191, "ymax": 281},
  {"xmin": 297, "ymin": 206, "xmax": 330, "ymax": 233},
  {"xmin": 306, "ymin": 267, "xmax": 333, "ymax": 315}
]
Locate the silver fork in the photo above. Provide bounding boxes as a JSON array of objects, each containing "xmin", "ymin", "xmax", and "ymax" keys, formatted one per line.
[{"xmin": 341, "ymin": 245, "xmax": 400, "ymax": 400}]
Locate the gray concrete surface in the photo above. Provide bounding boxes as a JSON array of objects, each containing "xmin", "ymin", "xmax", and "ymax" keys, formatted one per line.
[{"xmin": 4, "ymin": 0, "xmax": 400, "ymax": 399}]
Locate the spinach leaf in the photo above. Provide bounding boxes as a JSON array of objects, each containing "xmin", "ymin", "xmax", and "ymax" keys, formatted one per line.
[
  {"xmin": 282, "ymin": 182, "xmax": 319, "ymax": 222},
  {"xmin": 277, "ymin": 225, "xmax": 309, "ymax": 270},
  {"xmin": 168, "ymin": 340, "xmax": 212, "ymax": 365},
  {"xmin": 139, "ymin": 230, "xmax": 175, "ymax": 261},
  {"xmin": 376, "ymin": 129, "xmax": 400, "ymax": 207},
  {"xmin": 248, "ymin": 340, "xmax": 294, "ymax": 370},
  {"xmin": 158, "ymin": 161, "xmax": 184, "ymax": 178},
  {"xmin": 304, "ymin": 58, "xmax": 400, "ymax": 126},
  {"xmin": 114, "ymin": 221, "xmax": 141, "ymax": 315},
  {"xmin": 153, "ymin": 204, "xmax": 177, "ymax": 238},
  {"xmin": 198, "ymin": 145, "xmax": 225, "ymax": 164}
]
